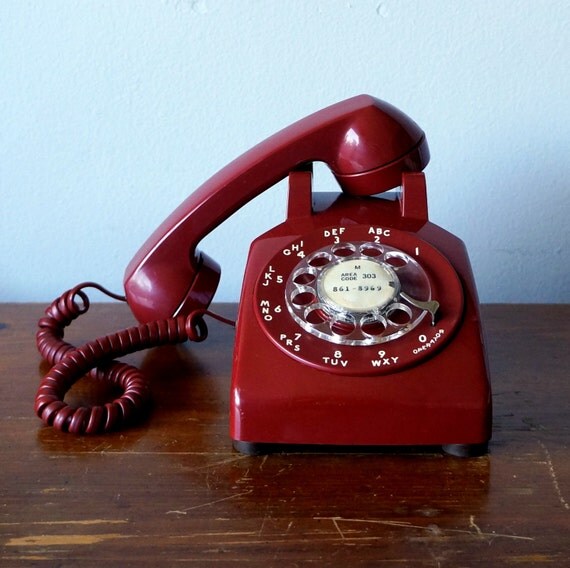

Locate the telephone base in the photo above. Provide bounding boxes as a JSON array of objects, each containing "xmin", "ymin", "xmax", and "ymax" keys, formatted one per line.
[{"xmin": 233, "ymin": 441, "xmax": 488, "ymax": 458}]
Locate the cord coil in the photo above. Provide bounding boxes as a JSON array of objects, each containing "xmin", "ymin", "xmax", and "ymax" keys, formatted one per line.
[{"xmin": 35, "ymin": 282, "xmax": 231, "ymax": 434}]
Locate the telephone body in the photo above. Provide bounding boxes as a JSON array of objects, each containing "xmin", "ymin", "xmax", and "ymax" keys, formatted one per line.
[
  {"xmin": 36, "ymin": 95, "xmax": 491, "ymax": 457},
  {"xmin": 230, "ymin": 176, "xmax": 490, "ymax": 457}
]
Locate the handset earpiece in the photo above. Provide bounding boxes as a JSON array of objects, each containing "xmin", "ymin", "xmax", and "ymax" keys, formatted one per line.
[
  {"xmin": 331, "ymin": 99, "xmax": 429, "ymax": 195},
  {"xmin": 124, "ymin": 95, "xmax": 429, "ymax": 323}
]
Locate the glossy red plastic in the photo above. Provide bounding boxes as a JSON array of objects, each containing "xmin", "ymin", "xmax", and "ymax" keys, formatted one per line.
[
  {"xmin": 124, "ymin": 95, "xmax": 429, "ymax": 323},
  {"xmin": 120, "ymin": 94, "xmax": 490, "ymax": 455},
  {"xmin": 230, "ymin": 171, "xmax": 491, "ymax": 454}
]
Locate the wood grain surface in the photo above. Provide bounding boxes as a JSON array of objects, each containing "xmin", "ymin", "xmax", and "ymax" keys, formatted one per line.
[{"xmin": 0, "ymin": 303, "xmax": 568, "ymax": 566}]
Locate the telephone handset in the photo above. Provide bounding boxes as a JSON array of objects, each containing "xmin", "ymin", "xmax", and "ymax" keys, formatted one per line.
[
  {"xmin": 122, "ymin": 95, "xmax": 429, "ymax": 323},
  {"xmin": 35, "ymin": 95, "xmax": 491, "ymax": 457}
]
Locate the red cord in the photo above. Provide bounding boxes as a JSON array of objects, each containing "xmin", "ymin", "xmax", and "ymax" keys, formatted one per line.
[{"xmin": 35, "ymin": 282, "xmax": 234, "ymax": 434}]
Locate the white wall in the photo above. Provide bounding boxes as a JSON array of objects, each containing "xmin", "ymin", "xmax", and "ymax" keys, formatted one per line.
[{"xmin": 2, "ymin": 0, "xmax": 569, "ymax": 304}]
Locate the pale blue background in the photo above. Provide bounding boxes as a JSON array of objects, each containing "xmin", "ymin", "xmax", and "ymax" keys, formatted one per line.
[{"xmin": 1, "ymin": 0, "xmax": 569, "ymax": 304}]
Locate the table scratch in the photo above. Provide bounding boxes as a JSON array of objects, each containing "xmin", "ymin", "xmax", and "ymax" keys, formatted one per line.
[
  {"xmin": 469, "ymin": 515, "xmax": 484, "ymax": 537},
  {"xmin": 166, "ymin": 490, "xmax": 253, "ymax": 515},
  {"xmin": 537, "ymin": 440, "xmax": 570, "ymax": 510},
  {"xmin": 314, "ymin": 517, "xmax": 534, "ymax": 542}
]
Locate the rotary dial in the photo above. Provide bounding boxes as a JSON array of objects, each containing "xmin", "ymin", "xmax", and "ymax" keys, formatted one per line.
[{"xmin": 285, "ymin": 241, "xmax": 438, "ymax": 346}]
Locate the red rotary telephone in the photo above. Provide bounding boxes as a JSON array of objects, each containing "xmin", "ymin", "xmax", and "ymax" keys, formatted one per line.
[{"xmin": 35, "ymin": 95, "xmax": 491, "ymax": 457}]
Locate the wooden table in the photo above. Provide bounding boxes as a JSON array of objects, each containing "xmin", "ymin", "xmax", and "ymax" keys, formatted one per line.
[{"xmin": 1, "ymin": 303, "xmax": 568, "ymax": 566}]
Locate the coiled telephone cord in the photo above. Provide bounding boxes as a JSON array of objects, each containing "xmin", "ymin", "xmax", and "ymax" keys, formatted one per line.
[{"xmin": 35, "ymin": 282, "xmax": 234, "ymax": 434}]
